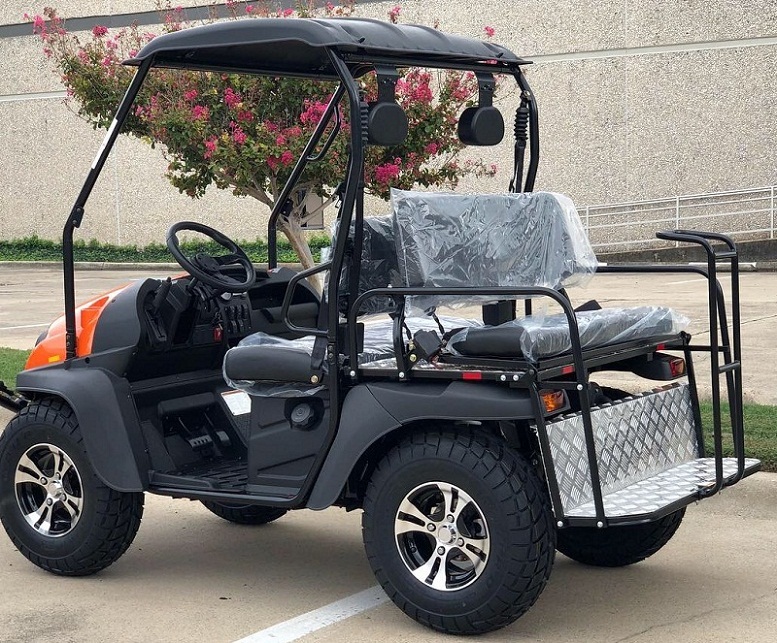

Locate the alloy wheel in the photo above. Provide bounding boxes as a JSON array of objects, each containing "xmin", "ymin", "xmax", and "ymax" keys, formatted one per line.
[
  {"xmin": 14, "ymin": 443, "xmax": 84, "ymax": 538},
  {"xmin": 394, "ymin": 481, "xmax": 490, "ymax": 592}
]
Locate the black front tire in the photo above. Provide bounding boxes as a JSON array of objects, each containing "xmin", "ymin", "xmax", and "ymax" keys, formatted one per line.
[
  {"xmin": 557, "ymin": 509, "xmax": 685, "ymax": 567},
  {"xmin": 0, "ymin": 398, "xmax": 144, "ymax": 576},
  {"xmin": 362, "ymin": 429, "xmax": 555, "ymax": 635},
  {"xmin": 200, "ymin": 501, "xmax": 287, "ymax": 525}
]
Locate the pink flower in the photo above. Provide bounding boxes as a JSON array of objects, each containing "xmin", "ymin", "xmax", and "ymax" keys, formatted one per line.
[
  {"xmin": 424, "ymin": 142, "xmax": 439, "ymax": 155},
  {"xmin": 237, "ymin": 110, "xmax": 254, "ymax": 123},
  {"xmin": 280, "ymin": 150, "xmax": 294, "ymax": 166},
  {"xmin": 275, "ymin": 135, "xmax": 287, "ymax": 146},
  {"xmin": 452, "ymin": 85, "xmax": 470, "ymax": 101},
  {"xmin": 388, "ymin": 6, "xmax": 401, "ymax": 23},
  {"xmin": 300, "ymin": 100, "xmax": 328, "ymax": 125},
  {"xmin": 184, "ymin": 89, "xmax": 198, "ymax": 101},
  {"xmin": 283, "ymin": 126, "xmax": 302, "ymax": 138},
  {"xmin": 128, "ymin": 49, "xmax": 138, "ymax": 58},
  {"xmin": 100, "ymin": 56, "xmax": 113, "ymax": 69},
  {"xmin": 230, "ymin": 121, "xmax": 247, "ymax": 145},
  {"xmin": 267, "ymin": 156, "xmax": 280, "ymax": 171},
  {"xmin": 32, "ymin": 15, "xmax": 46, "ymax": 32},
  {"xmin": 191, "ymin": 105, "xmax": 210, "ymax": 120},
  {"xmin": 281, "ymin": 8, "xmax": 294, "ymax": 17},
  {"xmin": 326, "ymin": 2, "xmax": 335, "ymax": 10},
  {"xmin": 264, "ymin": 120, "xmax": 279, "ymax": 132},
  {"xmin": 484, "ymin": 26, "xmax": 495, "ymax": 38},
  {"xmin": 375, "ymin": 160, "xmax": 401, "ymax": 184},
  {"xmin": 411, "ymin": 84, "xmax": 433, "ymax": 103},
  {"xmin": 92, "ymin": 25, "xmax": 108, "ymax": 37},
  {"xmin": 246, "ymin": 4, "xmax": 255, "ymax": 13},
  {"xmin": 224, "ymin": 87, "xmax": 241, "ymax": 108},
  {"xmin": 204, "ymin": 136, "xmax": 218, "ymax": 159}
]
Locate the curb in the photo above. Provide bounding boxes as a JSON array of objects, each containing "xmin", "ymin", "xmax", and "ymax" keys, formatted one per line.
[
  {"xmin": 2, "ymin": 260, "xmax": 775, "ymax": 272},
  {"xmin": 0, "ymin": 261, "xmax": 302, "ymax": 271}
]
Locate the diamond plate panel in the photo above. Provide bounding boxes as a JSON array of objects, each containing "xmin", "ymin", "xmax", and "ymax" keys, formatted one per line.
[
  {"xmin": 545, "ymin": 385, "xmax": 700, "ymax": 514},
  {"xmin": 567, "ymin": 458, "xmax": 761, "ymax": 517}
]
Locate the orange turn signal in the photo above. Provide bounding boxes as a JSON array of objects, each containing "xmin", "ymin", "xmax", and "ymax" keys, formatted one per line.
[{"xmin": 540, "ymin": 389, "xmax": 566, "ymax": 414}]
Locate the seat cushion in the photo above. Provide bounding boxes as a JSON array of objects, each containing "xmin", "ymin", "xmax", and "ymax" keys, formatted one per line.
[
  {"xmin": 223, "ymin": 315, "xmax": 483, "ymax": 393},
  {"xmin": 448, "ymin": 306, "xmax": 689, "ymax": 362}
]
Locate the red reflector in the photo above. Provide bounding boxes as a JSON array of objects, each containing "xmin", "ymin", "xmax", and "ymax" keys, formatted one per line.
[
  {"xmin": 561, "ymin": 365, "xmax": 575, "ymax": 375},
  {"xmin": 213, "ymin": 326, "xmax": 223, "ymax": 342},
  {"xmin": 657, "ymin": 343, "xmax": 666, "ymax": 351},
  {"xmin": 462, "ymin": 371, "xmax": 482, "ymax": 381},
  {"xmin": 669, "ymin": 357, "xmax": 686, "ymax": 377}
]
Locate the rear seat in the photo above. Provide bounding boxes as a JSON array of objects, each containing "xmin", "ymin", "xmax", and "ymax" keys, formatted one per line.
[
  {"xmin": 447, "ymin": 306, "xmax": 688, "ymax": 362},
  {"xmin": 390, "ymin": 189, "xmax": 688, "ymax": 362}
]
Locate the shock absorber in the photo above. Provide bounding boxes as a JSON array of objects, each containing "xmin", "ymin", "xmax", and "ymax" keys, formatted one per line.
[{"xmin": 510, "ymin": 98, "xmax": 530, "ymax": 193}]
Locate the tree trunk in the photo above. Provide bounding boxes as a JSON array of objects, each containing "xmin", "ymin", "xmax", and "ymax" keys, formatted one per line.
[{"xmin": 277, "ymin": 214, "xmax": 322, "ymax": 293}]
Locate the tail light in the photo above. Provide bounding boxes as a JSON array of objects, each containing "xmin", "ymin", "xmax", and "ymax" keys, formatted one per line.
[
  {"xmin": 669, "ymin": 357, "xmax": 686, "ymax": 377},
  {"xmin": 540, "ymin": 389, "xmax": 567, "ymax": 414}
]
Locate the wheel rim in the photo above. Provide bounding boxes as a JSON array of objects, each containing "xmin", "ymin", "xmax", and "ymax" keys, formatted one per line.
[
  {"xmin": 394, "ymin": 481, "xmax": 490, "ymax": 592},
  {"xmin": 14, "ymin": 443, "xmax": 84, "ymax": 538}
]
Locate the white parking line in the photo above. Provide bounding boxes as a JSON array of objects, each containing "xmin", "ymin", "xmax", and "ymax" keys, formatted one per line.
[
  {"xmin": 0, "ymin": 323, "xmax": 50, "ymax": 330},
  {"xmin": 666, "ymin": 275, "xmax": 732, "ymax": 286},
  {"xmin": 234, "ymin": 586, "xmax": 388, "ymax": 643}
]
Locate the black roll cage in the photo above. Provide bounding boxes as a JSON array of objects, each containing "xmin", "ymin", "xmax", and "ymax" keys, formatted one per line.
[{"xmin": 61, "ymin": 48, "xmax": 537, "ymax": 362}]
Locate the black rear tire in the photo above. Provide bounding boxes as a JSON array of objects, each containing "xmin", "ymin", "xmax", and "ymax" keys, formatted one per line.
[
  {"xmin": 200, "ymin": 500, "xmax": 287, "ymax": 525},
  {"xmin": 0, "ymin": 398, "xmax": 144, "ymax": 576},
  {"xmin": 557, "ymin": 509, "xmax": 685, "ymax": 567},
  {"xmin": 362, "ymin": 429, "xmax": 555, "ymax": 635}
]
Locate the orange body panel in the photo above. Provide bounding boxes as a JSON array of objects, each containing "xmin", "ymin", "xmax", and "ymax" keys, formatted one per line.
[{"xmin": 25, "ymin": 285, "xmax": 128, "ymax": 370}]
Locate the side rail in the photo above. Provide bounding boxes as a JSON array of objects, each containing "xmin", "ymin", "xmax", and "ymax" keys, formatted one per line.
[{"xmin": 600, "ymin": 230, "xmax": 746, "ymax": 495}]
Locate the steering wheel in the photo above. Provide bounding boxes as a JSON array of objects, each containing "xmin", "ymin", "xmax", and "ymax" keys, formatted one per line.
[{"xmin": 166, "ymin": 221, "xmax": 256, "ymax": 293}]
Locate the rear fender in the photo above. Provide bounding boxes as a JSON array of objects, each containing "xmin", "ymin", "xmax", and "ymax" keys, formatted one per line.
[
  {"xmin": 306, "ymin": 381, "xmax": 536, "ymax": 510},
  {"xmin": 15, "ymin": 365, "xmax": 148, "ymax": 492}
]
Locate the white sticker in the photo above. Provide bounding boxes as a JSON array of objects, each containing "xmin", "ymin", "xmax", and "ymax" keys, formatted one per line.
[{"xmin": 221, "ymin": 390, "xmax": 251, "ymax": 416}]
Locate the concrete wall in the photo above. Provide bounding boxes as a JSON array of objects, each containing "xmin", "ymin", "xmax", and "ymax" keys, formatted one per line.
[{"xmin": 1, "ymin": 0, "xmax": 775, "ymax": 246}]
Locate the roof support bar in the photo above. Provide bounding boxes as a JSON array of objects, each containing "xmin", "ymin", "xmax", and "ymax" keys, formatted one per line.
[
  {"xmin": 267, "ymin": 83, "xmax": 346, "ymax": 268},
  {"xmin": 63, "ymin": 57, "xmax": 154, "ymax": 360}
]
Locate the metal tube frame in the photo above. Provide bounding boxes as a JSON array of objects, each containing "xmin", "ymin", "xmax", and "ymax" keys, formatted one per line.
[
  {"xmin": 267, "ymin": 83, "xmax": 346, "ymax": 268},
  {"xmin": 63, "ymin": 57, "xmax": 154, "ymax": 360}
]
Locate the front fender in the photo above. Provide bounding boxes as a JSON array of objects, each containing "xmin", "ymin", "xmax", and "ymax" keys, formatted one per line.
[
  {"xmin": 306, "ymin": 381, "xmax": 536, "ymax": 510},
  {"xmin": 16, "ymin": 365, "xmax": 148, "ymax": 492}
]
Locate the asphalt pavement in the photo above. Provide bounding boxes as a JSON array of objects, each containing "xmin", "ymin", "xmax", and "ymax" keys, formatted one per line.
[{"xmin": 0, "ymin": 264, "xmax": 775, "ymax": 642}]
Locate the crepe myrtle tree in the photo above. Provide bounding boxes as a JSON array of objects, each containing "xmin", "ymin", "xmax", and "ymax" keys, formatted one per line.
[{"xmin": 28, "ymin": 2, "xmax": 499, "ymax": 270}]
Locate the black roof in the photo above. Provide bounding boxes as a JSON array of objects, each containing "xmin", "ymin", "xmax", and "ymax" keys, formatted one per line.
[{"xmin": 126, "ymin": 18, "xmax": 527, "ymax": 77}]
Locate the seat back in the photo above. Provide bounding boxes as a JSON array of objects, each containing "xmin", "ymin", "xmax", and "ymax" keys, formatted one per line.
[
  {"xmin": 390, "ymin": 189, "xmax": 597, "ymax": 310},
  {"xmin": 336, "ymin": 215, "xmax": 404, "ymax": 316}
]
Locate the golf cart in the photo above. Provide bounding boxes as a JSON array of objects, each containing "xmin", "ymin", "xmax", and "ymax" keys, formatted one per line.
[{"xmin": 0, "ymin": 18, "xmax": 760, "ymax": 635}]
